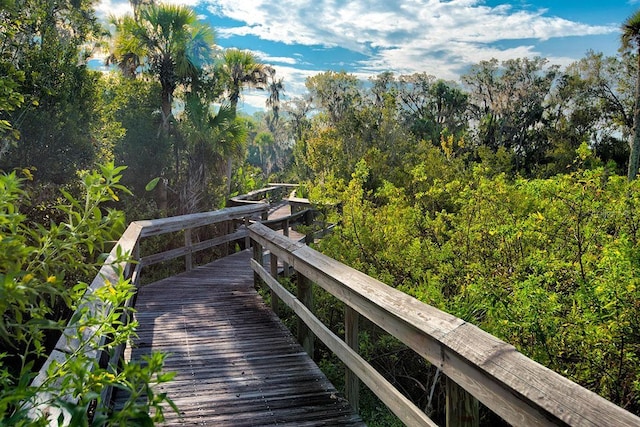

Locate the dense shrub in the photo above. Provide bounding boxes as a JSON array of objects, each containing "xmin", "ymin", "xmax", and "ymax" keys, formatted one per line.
[
  {"xmin": 0, "ymin": 163, "xmax": 175, "ymax": 425},
  {"xmin": 313, "ymin": 146, "xmax": 640, "ymax": 414}
]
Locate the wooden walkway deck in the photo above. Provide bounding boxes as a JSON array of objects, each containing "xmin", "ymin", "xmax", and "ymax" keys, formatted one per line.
[
  {"xmin": 268, "ymin": 203, "xmax": 306, "ymax": 242},
  {"xmin": 113, "ymin": 250, "xmax": 364, "ymax": 426}
]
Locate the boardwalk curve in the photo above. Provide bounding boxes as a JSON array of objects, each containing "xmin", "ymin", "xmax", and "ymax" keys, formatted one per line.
[{"xmin": 114, "ymin": 250, "xmax": 363, "ymax": 426}]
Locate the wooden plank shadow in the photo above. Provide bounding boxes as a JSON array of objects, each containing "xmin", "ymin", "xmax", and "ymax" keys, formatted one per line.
[{"xmin": 113, "ymin": 250, "xmax": 364, "ymax": 426}]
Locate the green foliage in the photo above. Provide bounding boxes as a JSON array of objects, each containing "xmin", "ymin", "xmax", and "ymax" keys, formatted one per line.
[
  {"xmin": 105, "ymin": 75, "xmax": 168, "ymax": 197},
  {"xmin": 312, "ymin": 146, "xmax": 640, "ymax": 414},
  {"xmin": 0, "ymin": 0, "xmax": 109, "ymax": 183},
  {"xmin": 0, "ymin": 163, "xmax": 175, "ymax": 424},
  {"xmin": 0, "ymin": 63, "xmax": 24, "ymax": 141},
  {"xmin": 289, "ymin": 54, "xmax": 636, "ymax": 186},
  {"xmin": 232, "ymin": 165, "xmax": 267, "ymax": 197},
  {"xmin": 217, "ymin": 49, "xmax": 268, "ymax": 112},
  {"xmin": 180, "ymin": 100, "xmax": 248, "ymax": 211}
]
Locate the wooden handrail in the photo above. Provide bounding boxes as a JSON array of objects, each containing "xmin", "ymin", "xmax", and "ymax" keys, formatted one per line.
[
  {"xmin": 248, "ymin": 222, "xmax": 640, "ymax": 427},
  {"xmin": 227, "ymin": 183, "xmax": 298, "ymax": 207},
  {"xmin": 31, "ymin": 182, "xmax": 640, "ymax": 426},
  {"xmin": 28, "ymin": 203, "xmax": 269, "ymax": 424}
]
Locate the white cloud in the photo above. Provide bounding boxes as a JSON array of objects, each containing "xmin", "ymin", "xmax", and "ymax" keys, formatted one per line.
[
  {"xmin": 162, "ymin": 0, "xmax": 200, "ymax": 7},
  {"xmin": 204, "ymin": 0, "xmax": 615, "ymax": 49},
  {"xmin": 94, "ymin": 0, "xmax": 131, "ymax": 19},
  {"xmin": 194, "ymin": 0, "xmax": 620, "ymax": 100},
  {"xmin": 251, "ymin": 50, "xmax": 298, "ymax": 65},
  {"xmin": 95, "ymin": 0, "xmax": 621, "ymax": 103},
  {"xmin": 95, "ymin": 0, "xmax": 618, "ymax": 64},
  {"xmin": 95, "ymin": 0, "xmax": 201, "ymax": 19}
]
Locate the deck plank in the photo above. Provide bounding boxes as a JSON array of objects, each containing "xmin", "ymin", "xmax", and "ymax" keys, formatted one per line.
[{"xmin": 112, "ymin": 250, "xmax": 363, "ymax": 426}]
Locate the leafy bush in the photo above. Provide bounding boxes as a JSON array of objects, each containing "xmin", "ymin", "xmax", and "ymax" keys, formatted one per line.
[
  {"xmin": 313, "ymin": 148, "xmax": 640, "ymax": 414},
  {"xmin": 0, "ymin": 163, "xmax": 175, "ymax": 425}
]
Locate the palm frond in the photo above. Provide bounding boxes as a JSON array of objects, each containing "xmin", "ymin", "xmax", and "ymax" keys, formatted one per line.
[{"xmin": 621, "ymin": 10, "xmax": 640, "ymax": 51}]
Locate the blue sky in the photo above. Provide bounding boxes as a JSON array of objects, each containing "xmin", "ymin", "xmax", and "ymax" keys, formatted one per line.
[{"xmin": 95, "ymin": 0, "xmax": 640, "ymax": 113}]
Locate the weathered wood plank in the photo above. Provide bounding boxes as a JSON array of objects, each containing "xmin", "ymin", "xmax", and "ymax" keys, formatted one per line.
[
  {"xmin": 270, "ymin": 252, "xmax": 281, "ymax": 316},
  {"xmin": 113, "ymin": 250, "xmax": 363, "ymax": 426},
  {"xmin": 297, "ymin": 271, "xmax": 314, "ymax": 357},
  {"xmin": 446, "ymin": 376, "xmax": 479, "ymax": 427},
  {"xmin": 249, "ymin": 222, "xmax": 640, "ymax": 427},
  {"xmin": 139, "ymin": 229, "xmax": 247, "ymax": 267},
  {"xmin": 252, "ymin": 259, "xmax": 437, "ymax": 427},
  {"xmin": 344, "ymin": 306, "xmax": 360, "ymax": 413},
  {"xmin": 184, "ymin": 228, "xmax": 192, "ymax": 271},
  {"xmin": 136, "ymin": 204, "xmax": 267, "ymax": 237}
]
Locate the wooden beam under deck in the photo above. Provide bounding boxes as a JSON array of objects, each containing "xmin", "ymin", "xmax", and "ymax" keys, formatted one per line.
[{"xmin": 112, "ymin": 250, "xmax": 363, "ymax": 426}]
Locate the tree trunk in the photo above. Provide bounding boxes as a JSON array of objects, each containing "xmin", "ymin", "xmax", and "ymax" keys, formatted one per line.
[
  {"xmin": 628, "ymin": 50, "xmax": 640, "ymax": 181},
  {"xmin": 226, "ymin": 157, "xmax": 233, "ymax": 195},
  {"xmin": 156, "ymin": 177, "xmax": 168, "ymax": 216},
  {"xmin": 160, "ymin": 87, "xmax": 172, "ymax": 135},
  {"xmin": 226, "ymin": 94, "xmax": 239, "ymax": 196}
]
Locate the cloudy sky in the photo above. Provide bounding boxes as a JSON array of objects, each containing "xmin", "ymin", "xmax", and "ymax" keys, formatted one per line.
[{"xmin": 96, "ymin": 0, "xmax": 640, "ymax": 113}]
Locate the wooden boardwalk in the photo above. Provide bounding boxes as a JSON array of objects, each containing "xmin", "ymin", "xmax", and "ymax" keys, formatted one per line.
[
  {"xmin": 268, "ymin": 203, "xmax": 306, "ymax": 242},
  {"xmin": 113, "ymin": 250, "xmax": 364, "ymax": 426}
]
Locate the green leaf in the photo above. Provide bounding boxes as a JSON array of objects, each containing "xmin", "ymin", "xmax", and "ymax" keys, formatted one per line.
[{"xmin": 145, "ymin": 177, "xmax": 160, "ymax": 192}]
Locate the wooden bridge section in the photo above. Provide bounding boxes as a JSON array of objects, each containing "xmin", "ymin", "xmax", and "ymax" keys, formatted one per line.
[
  {"xmin": 113, "ymin": 250, "xmax": 363, "ymax": 426},
  {"xmin": 30, "ymin": 184, "xmax": 640, "ymax": 426}
]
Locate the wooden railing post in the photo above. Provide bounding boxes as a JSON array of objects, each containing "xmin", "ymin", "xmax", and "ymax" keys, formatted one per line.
[
  {"xmin": 282, "ymin": 218, "xmax": 290, "ymax": 277},
  {"xmin": 297, "ymin": 273, "xmax": 314, "ymax": 357},
  {"xmin": 283, "ymin": 218, "xmax": 290, "ymax": 238},
  {"xmin": 184, "ymin": 228, "xmax": 192, "ymax": 271},
  {"xmin": 446, "ymin": 377, "xmax": 479, "ymax": 427},
  {"xmin": 223, "ymin": 220, "xmax": 231, "ymax": 256},
  {"xmin": 244, "ymin": 217, "xmax": 251, "ymax": 249},
  {"xmin": 269, "ymin": 252, "xmax": 280, "ymax": 316},
  {"xmin": 252, "ymin": 240, "xmax": 263, "ymax": 288},
  {"xmin": 345, "ymin": 306, "xmax": 360, "ymax": 413},
  {"xmin": 304, "ymin": 210, "xmax": 313, "ymax": 245}
]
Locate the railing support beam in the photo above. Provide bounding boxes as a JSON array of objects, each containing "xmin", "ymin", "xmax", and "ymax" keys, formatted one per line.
[
  {"xmin": 446, "ymin": 377, "xmax": 479, "ymax": 427},
  {"xmin": 244, "ymin": 217, "xmax": 251, "ymax": 249},
  {"xmin": 269, "ymin": 252, "xmax": 280, "ymax": 316},
  {"xmin": 253, "ymin": 241, "xmax": 263, "ymax": 289},
  {"xmin": 184, "ymin": 228, "xmax": 192, "ymax": 271},
  {"xmin": 297, "ymin": 272, "xmax": 314, "ymax": 357},
  {"xmin": 345, "ymin": 305, "xmax": 360, "ymax": 413}
]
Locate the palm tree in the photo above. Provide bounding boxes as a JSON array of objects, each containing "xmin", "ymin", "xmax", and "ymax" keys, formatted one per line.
[
  {"xmin": 129, "ymin": 0, "xmax": 154, "ymax": 17},
  {"xmin": 181, "ymin": 96, "xmax": 246, "ymax": 212},
  {"xmin": 622, "ymin": 9, "xmax": 640, "ymax": 180},
  {"xmin": 106, "ymin": 15, "xmax": 144, "ymax": 78},
  {"xmin": 265, "ymin": 65, "xmax": 285, "ymax": 132},
  {"xmin": 108, "ymin": 4, "xmax": 215, "ymax": 134},
  {"xmin": 217, "ymin": 49, "xmax": 269, "ymax": 194},
  {"xmin": 218, "ymin": 49, "xmax": 269, "ymax": 115},
  {"xmin": 108, "ymin": 4, "xmax": 214, "ymax": 214}
]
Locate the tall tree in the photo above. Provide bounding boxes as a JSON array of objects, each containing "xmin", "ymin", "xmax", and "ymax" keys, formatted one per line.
[
  {"xmin": 108, "ymin": 4, "xmax": 215, "ymax": 134},
  {"xmin": 284, "ymin": 97, "xmax": 313, "ymax": 180},
  {"xmin": 265, "ymin": 65, "xmax": 285, "ymax": 132},
  {"xmin": 305, "ymin": 71, "xmax": 362, "ymax": 125},
  {"xmin": 462, "ymin": 57, "xmax": 559, "ymax": 172},
  {"xmin": 217, "ymin": 48, "xmax": 268, "ymax": 194},
  {"xmin": 108, "ymin": 3, "xmax": 215, "ymax": 211},
  {"xmin": 395, "ymin": 73, "xmax": 468, "ymax": 143},
  {"xmin": 180, "ymin": 96, "xmax": 246, "ymax": 212},
  {"xmin": 0, "ymin": 0, "xmax": 106, "ymax": 182},
  {"xmin": 547, "ymin": 52, "xmax": 631, "ymax": 175},
  {"xmin": 218, "ymin": 48, "xmax": 268, "ymax": 115},
  {"xmin": 621, "ymin": 9, "xmax": 640, "ymax": 180}
]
